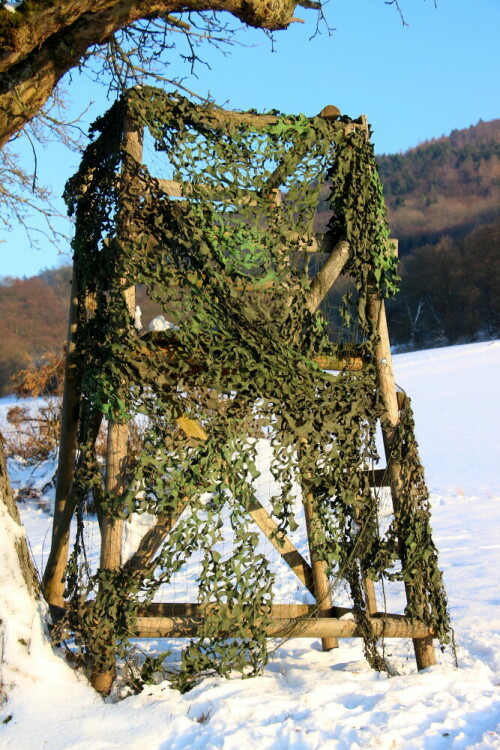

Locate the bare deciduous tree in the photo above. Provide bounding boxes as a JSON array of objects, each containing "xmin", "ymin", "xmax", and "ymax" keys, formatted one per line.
[{"xmin": 0, "ymin": 0, "xmax": 324, "ymax": 148}]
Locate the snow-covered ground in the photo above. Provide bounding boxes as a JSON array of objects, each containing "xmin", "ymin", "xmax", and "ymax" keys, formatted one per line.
[{"xmin": 1, "ymin": 341, "xmax": 499, "ymax": 749}]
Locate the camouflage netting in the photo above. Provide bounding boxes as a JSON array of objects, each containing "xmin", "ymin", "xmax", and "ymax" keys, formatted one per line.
[{"xmin": 59, "ymin": 86, "xmax": 449, "ymax": 691}]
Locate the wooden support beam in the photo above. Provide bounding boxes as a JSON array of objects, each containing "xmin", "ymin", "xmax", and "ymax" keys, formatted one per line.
[
  {"xmin": 133, "ymin": 614, "xmax": 435, "ymax": 640},
  {"xmin": 122, "ymin": 497, "xmax": 191, "ymax": 574},
  {"xmin": 363, "ymin": 577, "xmax": 378, "ymax": 616},
  {"xmin": 247, "ymin": 499, "xmax": 314, "ymax": 595},
  {"xmin": 138, "ymin": 99, "xmax": 352, "ymax": 134},
  {"xmin": 367, "ymin": 292, "xmax": 399, "ymax": 428},
  {"xmin": 367, "ymin": 287, "xmax": 437, "ymax": 670},
  {"xmin": 124, "ymin": 497, "xmax": 314, "ymax": 592},
  {"xmin": 362, "ymin": 468, "xmax": 389, "ymax": 488},
  {"xmin": 155, "ymin": 178, "xmax": 183, "ymax": 197},
  {"xmin": 91, "ymin": 111, "xmax": 142, "ymax": 697},
  {"xmin": 352, "ymin": 502, "xmax": 378, "ymax": 615},
  {"xmin": 305, "ymin": 238, "xmax": 351, "ymax": 313},
  {"xmin": 42, "ymin": 407, "xmax": 102, "ymax": 605},
  {"xmin": 139, "ymin": 332, "xmax": 364, "ymax": 375},
  {"xmin": 312, "ymin": 352, "xmax": 364, "ymax": 372},
  {"xmin": 153, "ymin": 178, "xmax": 261, "ymax": 208},
  {"xmin": 99, "ymin": 423, "xmax": 128, "ymax": 572},
  {"xmin": 42, "ymin": 270, "xmax": 82, "ymax": 607}
]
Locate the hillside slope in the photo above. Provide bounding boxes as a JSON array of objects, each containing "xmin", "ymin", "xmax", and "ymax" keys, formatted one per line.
[
  {"xmin": 377, "ymin": 119, "xmax": 500, "ymax": 250},
  {"xmin": 0, "ymin": 267, "xmax": 71, "ymax": 394}
]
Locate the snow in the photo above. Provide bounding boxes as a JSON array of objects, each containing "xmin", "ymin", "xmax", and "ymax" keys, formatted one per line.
[
  {"xmin": 134, "ymin": 305, "xmax": 142, "ymax": 331},
  {"xmin": 148, "ymin": 315, "xmax": 178, "ymax": 332},
  {"xmin": 1, "ymin": 341, "xmax": 499, "ymax": 749}
]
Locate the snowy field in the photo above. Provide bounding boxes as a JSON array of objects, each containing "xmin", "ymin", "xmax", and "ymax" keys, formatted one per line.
[{"xmin": 0, "ymin": 340, "xmax": 499, "ymax": 749}]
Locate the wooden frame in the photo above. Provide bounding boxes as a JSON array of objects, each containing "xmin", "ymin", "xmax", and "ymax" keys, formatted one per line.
[{"xmin": 44, "ymin": 98, "xmax": 437, "ymax": 693}]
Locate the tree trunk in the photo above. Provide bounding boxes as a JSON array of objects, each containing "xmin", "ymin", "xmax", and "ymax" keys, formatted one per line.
[
  {"xmin": 0, "ymin": 0, "xmax": 303, "ymax": 148},
  {"xmin": 0, "ymin": 436, "xmax": 39, "ymax": 597}
]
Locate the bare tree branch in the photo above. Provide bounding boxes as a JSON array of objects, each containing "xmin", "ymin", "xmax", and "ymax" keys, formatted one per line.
[{"xmin": 0, "ymin": 0, "xmax": 317, "ymax": 147}]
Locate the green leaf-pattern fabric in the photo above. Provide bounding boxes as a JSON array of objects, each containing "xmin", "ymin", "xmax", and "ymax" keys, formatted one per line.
[{"xmin": 60, "ymin": 88, "xmax": 449, "ymax": 691}]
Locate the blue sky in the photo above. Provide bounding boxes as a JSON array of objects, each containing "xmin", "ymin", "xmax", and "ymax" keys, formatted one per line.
[{"xmin": 1, "ymin": 0, "xmax": 499, "ymax": 279}]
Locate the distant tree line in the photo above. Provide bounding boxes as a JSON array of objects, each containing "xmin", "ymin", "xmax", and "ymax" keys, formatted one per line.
[
  {"xmin": 1, "ymin": 219, "xmax": 498, "ymax": 394},
  {"xmin": 314, "ymin": 119, "xmax": 500, "ymax": 252},
  {"xmin": 386, "ymin": 220, "xmax": 500, "ymax": 348}
]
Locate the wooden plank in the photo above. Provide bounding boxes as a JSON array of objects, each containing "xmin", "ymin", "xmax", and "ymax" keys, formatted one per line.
[
  {"xmin": 246, "ymin": 499, "xmax": 314, "ymax": 595},
  {"xmin": 134, "ymin": 614, "xmax": 434, "ymax": 640}
]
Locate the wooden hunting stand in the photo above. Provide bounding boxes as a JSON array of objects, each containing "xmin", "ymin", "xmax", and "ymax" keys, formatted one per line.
[{"xmin": 43, "ymin": 96, "xmax": 438, "ymax": 694}]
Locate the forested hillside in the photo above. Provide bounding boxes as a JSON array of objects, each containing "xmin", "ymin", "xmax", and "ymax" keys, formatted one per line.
[
  {"xmin": 0, "ymin": 119, "xmax": 498, "ymax": 393},
  {"xmin": 377, "ymin": 119, "xmax": 500, "ymax": 251},
  {"xmin": 378, "ymin": 119, "xmax": 499, "ymax": 346},
  {"xmin": 0, "ymin": 267, "xmax": 71, "ymax": 394},
  {"xmin": 0, "ymin": 268, "xmax": 161, "ymax": 394},
  {"xmin": 386, "ymin": 219, "xmax": 500, "ymax": 347}
]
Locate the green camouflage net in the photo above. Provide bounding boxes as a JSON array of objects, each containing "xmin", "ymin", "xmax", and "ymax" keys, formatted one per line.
[{"xmin": 60, "ymin": 87, "xmax": 449, "ymax": 691}]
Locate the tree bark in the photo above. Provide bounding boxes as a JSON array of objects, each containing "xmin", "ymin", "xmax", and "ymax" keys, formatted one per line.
[
  {"xmin": 0, "ymin": 0, "xmax": 305, "ymax": 148},
  {"xmin": 0, "ymin": 437, "xmax": 39, "ymax": 597}
]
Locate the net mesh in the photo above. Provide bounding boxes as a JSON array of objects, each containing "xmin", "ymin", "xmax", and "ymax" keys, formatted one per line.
[{"xmin": 56, "ymin": 87, "xmax": 449, "ymax": 691}]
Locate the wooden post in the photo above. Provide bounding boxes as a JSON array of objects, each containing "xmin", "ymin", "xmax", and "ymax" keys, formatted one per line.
[
  {"xmin": 362, "ymin": 576, "xmax": 377, "ymax": 616},
  {"xmin": 366, "ymin": 289, "xmax": 436, "ymax": 669},
  {"xmin": 91, "ymin": 110, "xmax": 143, "ymax": 695},
  {"xmin": 98, "ymin": 115, "xmax": 142, "ymax": 572},
  {"xmin": 90, "ymin": 418, "xmax": 130, "ymax": 696},
  {"xmin": 356, "ymin": 109, "xmax": 435, "ymax": 668},
  {"xmin": 43, "ymin": 268, "xmax": 82, "ymax": 607},
  {"xmin": 353, "ymin": 506, "xmax": 378, "ymax": 615},
  {"xmin": 304, "ymin": 491, "xmax": 338, "ymax": 651}
]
